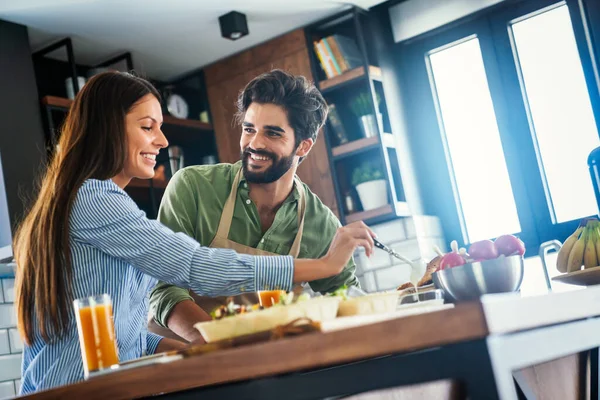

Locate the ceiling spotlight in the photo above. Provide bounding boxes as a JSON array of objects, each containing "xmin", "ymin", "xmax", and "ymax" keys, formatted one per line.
[{"xmin": 219, "ymin": 11, "xmax": 249, "ymax": 41}]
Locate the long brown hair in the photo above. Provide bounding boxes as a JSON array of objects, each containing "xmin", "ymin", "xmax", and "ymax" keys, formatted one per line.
[{"xmin": 14, "ymin": 72, "xmax": 161, "ymax": 344}]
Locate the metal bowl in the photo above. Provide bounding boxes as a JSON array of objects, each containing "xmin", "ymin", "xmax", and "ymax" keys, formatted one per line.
[{"xmin": 432, "ymin": 255, "xmax": 524, "ymax": 302}]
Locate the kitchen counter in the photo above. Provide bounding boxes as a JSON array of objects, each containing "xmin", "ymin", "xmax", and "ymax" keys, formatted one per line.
[{"xmin": 17, "ymin": 286, "xmax": 600, "ymax": 400}]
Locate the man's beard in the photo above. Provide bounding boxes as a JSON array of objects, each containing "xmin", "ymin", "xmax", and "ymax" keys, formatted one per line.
[{"xmin": 241, "ymin": 147, "xmax": 296, "ymax": 184}]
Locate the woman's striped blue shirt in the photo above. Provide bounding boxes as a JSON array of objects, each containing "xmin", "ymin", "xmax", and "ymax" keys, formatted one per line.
[{"xmin": 20, "ymin": 179, "xmax": 294, "ymax": 394}]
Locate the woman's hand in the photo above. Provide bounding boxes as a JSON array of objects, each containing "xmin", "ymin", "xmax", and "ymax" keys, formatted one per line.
[{"xmin": 320, "ymin": 221, "xmax": 376, "ymax": 275}]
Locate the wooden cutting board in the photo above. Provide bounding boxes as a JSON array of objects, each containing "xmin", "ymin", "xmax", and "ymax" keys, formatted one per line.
[{"xmin": 321, "ymin": 302, "xmax": 453, "ymax": 332}]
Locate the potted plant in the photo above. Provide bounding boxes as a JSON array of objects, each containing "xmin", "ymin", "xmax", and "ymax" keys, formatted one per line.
[
  {"xmin": 349, "ymin": 92, "xmax": 381, "ymax": 138},
  {"xmin": 351, "ymin": 162, "xmax": 388, "ymax": 211}
]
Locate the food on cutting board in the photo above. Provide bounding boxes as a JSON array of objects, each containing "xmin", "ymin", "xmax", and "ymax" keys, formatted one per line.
[
  {"xmin": 396, "ymin": 256, "xmax": 439, "ymax": 291},
  {"xmin": 330, "ymin": 286, "xmax": 399, "ymax": 316},
  {"xmin": 194, "ymin": 294, "xmax": 339, "ymax": 342},
  {"xmin": 556, "ymin": 218, "xmax": 600, "ymax": 273}
]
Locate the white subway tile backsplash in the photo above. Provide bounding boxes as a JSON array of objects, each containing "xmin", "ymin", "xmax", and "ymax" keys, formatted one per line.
[
  {"xmin": 0, "ymin": 381, "xmax": 15, "ymax": 400},
  {"xmin": 371, "ymin": 219, "xmax": 406, "ymax": 243},
  {"xmin": 389, "ymin": 239, "xmax": 421, "ymax": 262},
  {"xmin": 8, "ymin": 329, "xmax": 21, "ymax": 353},
  {"xmin": 374, "ymin": 264, "xmax": 411, "ymax": 291},
  {"xmin": 413, "ymin": 216, "xmax": 443, "ymax": 238},
  {"xmin": 402, "ymin": 215, "xmax": 444, "ymax": 240},
  {"xmin": 404, "ymin": 218, "xmax": 417, "ymax": 239},
  {"xmin": 0, "ymin": 353, "xmax": 22, "ymax": 381},
  {"xmin": 358, "ymin": 271, "xmax": 378, "ymax": 293},
  {"xmin": 418, "ymin": 238, "xmax": 443, "ymax": 262},
  {"xmin": 0, "ymin": 330, "xmax": 9, "ymax": 355},
  {"xmin": 0, "ymin": 280, "xmax": 3, "ymax": 303},
  {"xmin": 1, "ymin": 280, "xmax": 14, "ymax": 303},
  {"xmin": 355, "ymin": 248, "xmax": 391, "ymax": 273},
  {"xmin": 14, "ymin": 379, "xmax": 20, "ymax": 395},
  {"xmin": 0, "ymin": 304, "xmax": 16, "ymax": 330}
]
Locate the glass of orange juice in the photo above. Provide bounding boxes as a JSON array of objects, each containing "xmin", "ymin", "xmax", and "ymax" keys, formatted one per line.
[
  {"xmin": 257, "ymin": 290, "xmax": 286, "ymax": 308},
  {"xmin": 73, "ymin": 294, "xmax": 119, "ymax": 378}
]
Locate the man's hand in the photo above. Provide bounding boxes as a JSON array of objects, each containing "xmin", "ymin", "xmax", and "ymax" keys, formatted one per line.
[
  {"xmin": 166, "ymin": 300, "xmax": 212, "ymax": 342},
  {"xmin": 321, "ymin": 221, "xmax": 375, "ymax": 275}
]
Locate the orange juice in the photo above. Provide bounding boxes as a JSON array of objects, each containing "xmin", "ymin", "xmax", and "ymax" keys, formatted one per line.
[
  {"xmin": 257, "ymin": 290, "xmax": 285, "ymax": 308},
  {"xmin": 74, "ymin": 295, "xmax": 119, "ymax": 376}
]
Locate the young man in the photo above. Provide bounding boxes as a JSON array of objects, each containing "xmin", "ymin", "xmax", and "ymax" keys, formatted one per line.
[{"xmin": 149, "ymin": 70, "xmax": 359, "ymax": 342}]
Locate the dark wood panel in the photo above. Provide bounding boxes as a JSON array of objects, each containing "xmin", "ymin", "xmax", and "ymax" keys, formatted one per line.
[
  {"xmin": 204, "ymin": 29, "xmax": 307, "ymax": 86},
  {"xmin": 20, "ymin": 303, "xmax": 488, "ymax": 400}
]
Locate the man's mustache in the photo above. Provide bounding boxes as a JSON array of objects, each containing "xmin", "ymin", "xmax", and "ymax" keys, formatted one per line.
[{"xmin": 243, "ymin": 147, "xmax": 276, "ymax": 159}]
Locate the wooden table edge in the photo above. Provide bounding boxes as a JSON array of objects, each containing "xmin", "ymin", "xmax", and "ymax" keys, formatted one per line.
[{"xmin": 19, "ymin": 302, "xmax": 487, "ymax": 400}]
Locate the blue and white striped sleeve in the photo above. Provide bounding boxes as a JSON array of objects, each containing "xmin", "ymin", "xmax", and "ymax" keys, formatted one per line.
[
  {"xmin": 70, "ymin": 180, "xmax": 294, "ymax": 296},
  {"xmin": 146, "ymin": 332, "xmax": 164, "ymax": 355}
]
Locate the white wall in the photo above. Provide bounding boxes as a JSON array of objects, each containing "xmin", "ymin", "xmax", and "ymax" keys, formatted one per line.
[
  {"xmin": 0, "ymin": 271, "xmax": 21, "ymax": 399},
  {"xmin": 389, "ymin": 0, "xmax": 506, "ymax": 43}
]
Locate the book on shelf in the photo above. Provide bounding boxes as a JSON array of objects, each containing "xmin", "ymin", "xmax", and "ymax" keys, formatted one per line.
[{"xmin": 313, "ymin": 35, "xmax": 364, "ymax": 79}]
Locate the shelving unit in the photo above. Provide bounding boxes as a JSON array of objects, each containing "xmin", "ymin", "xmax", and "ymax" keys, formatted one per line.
[
  {"xmin": 305, "ymin": 8, "xmax": 411, "ymax": 226},
  {"xmin": 331, "ymin": 133, "xmax": 395, "ymax": 159},
  {"xmin": 41, "ymin": 96, "xmax": 213, "ymax": 132},
  {"xmin": 319, "ymin": 66, "xmax": 382, "ymax": 92},
  {"xmin": 32, "ymin": 40, "xmax": 217, "ymax": 219}
]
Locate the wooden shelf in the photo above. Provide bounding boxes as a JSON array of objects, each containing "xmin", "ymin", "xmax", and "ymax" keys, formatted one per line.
[
  {"xmin": 41, "ymin": 96, "xmax": 213, "ymax": 131},
  {"xmin": 345, "ymin": 201, "xmax": 410, "ymax": 225},
  {"xmin": 42, "ymin": 95, "xmax": 72, "ymax": 109},
  {"xmin": 332, "ymin": 136, "xmax": 378, "ymax": 158},
  {"xmin": 319, "ymin": 66, "xmax": 382, "ymax": 92},
  {"xmin": 126, "ymin": 178, "xmax": 168, "ymax": 189},
  {"xmin": 332, "ymin": 133, "xmax": 395, "ymax": 159}
]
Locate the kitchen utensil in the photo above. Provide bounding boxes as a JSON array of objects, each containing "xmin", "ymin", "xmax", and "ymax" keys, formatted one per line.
[
  {"xmin": 373, "ymin": 238, "xmax": 411, "ymax": 263},
  {"xmin": 432, "ymin": 255, "xmax": 524, "ymax": 302},
  {"xmin": 373, "ymin": 238, "xmax": 426, "ymax": 285},
  {"xmin": 168, "ymin": 145, "xmax": 184, "ymax": 177},
  {"xmin": 398, "ymin": 288, "xmax": 444, "ymax": 305}
]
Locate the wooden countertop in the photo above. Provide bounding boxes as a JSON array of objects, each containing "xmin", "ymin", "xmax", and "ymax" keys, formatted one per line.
[
  {"xmin": 20, "ymin": 286, "xmax": 600, "ymax": 400},
  {"xmin": 20, "ymin": 302, "xmax": 487, "ymax": 400}
]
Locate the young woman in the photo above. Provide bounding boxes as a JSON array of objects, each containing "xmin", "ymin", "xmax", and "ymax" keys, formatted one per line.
[{"xmin": 14, "ymin": 71, "xmax": 374, "ymax": 393}]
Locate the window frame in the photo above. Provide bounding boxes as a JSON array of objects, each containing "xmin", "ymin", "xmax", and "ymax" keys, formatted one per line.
[{"xmin": 394, "ymin": 0, "xmax": 600, "ymax": 255}]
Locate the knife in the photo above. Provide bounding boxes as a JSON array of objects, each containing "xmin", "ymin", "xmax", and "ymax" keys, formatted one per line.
[{"xmin": 373, "ymin": 238, "xmax": 412, "ymax": 264}]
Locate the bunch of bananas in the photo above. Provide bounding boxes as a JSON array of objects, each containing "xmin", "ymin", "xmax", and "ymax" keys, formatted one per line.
[{"xmin": 557, "ymin": 219, "xmax": 600, "ymax": 273}]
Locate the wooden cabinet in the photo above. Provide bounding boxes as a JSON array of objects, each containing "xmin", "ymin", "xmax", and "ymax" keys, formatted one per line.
[{"xmin": 205, "ymin": 29, "xmax": 339, "ymax": 216}]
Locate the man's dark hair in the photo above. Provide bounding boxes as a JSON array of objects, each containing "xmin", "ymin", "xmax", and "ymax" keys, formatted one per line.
[{"xmin": 236, "ymin": 69, "xmax": 328, "ymax": 148}]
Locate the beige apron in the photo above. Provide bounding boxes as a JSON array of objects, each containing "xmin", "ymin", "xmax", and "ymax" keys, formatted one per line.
[
  {"xmin": 149, "ymin": 169, "xmax": 307, "ymax": 341},
  {"xmin": 190, "ymin": 168, "xmax": 306, "ymax": 313}
]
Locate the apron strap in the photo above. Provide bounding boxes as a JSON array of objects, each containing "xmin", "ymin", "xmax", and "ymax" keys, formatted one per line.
[
  {"xmin": 289, "ymin": 177, "xmax": 306, "ymax": 258},
  {"xmin": 213, "ymin": 167, "xmax": 244, "ymax": 241}
]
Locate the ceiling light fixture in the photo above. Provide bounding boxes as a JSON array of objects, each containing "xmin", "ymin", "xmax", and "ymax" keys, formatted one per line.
[{"xmin": 219, "ymin": 11, "xmax": 249, "ymax": 41}]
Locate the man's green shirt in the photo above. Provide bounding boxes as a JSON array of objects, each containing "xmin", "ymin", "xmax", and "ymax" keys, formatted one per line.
[{"xmin": 149, "ymin": 161, "xmax": 359, "ymax": 327}]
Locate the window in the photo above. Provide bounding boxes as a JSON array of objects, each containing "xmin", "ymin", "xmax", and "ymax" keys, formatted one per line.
[
  {"xmin": 428, "ymin": 37, "xmax": 521, "ymax": 242},
  {"xmin": 510, "ymin": 4, "xmax": 599, "ymax": 223},
  {"xmin": 397, "ymin": 0, "xmax": 600, "ymax": 252}
]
